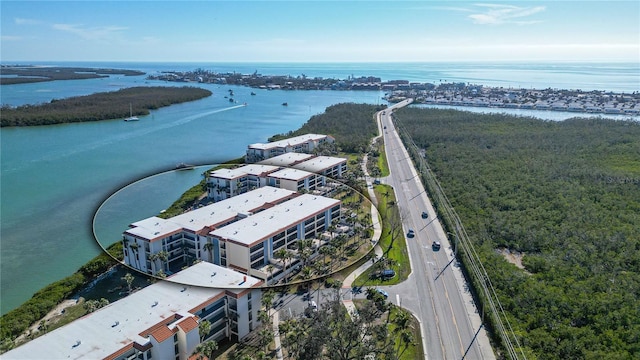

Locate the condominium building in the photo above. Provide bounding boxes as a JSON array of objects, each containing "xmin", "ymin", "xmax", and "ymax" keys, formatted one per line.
[
  {"xmin": 245, "ymin": 133, "xmax": 334, "ymax": 163},
  {"xmin": 259, "ymin": 153, "xmax": 347, "ymax": 180},
  {"xmin": 207, "ymin": 164, "xmax": 280, "ymax": 201},
  {"xmin": 207, "ymin": 154, "xmax": 346, "ymax": 202},
  {"xmin": 123, "ymin": 187, "xmax": 299, "ymax": 276},
  {"xmin": 265, "ymin": 167, "xmax": 323, "ymax": 193},
  {"xmin": 3, "ymin": 262, "xmax": 262, "ymax": 360},
  {"xmin": 209, "ymin": 193, "xmax": 341, "ymax": 283},
  {"xmin": 124, "ymin": 188, "xmax": 341, "ymax": 283},
  {"xmin": 257, "ymin": 152, "xmax": 315, "ymax": 168}
]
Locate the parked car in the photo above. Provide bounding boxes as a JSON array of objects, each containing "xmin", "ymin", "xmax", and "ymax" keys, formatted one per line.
[
  {"xmin": 407, "ymin": 229, "xmax": 415, "ymax": 238},
  {"xmin": 380, "ymin": 269, "xmax": 395, "ymax": 279},
  {"xmin": 376, "ymin": 288, "xmax": 389, "ymax": 299},
  {"xmin": 421, "ymin": 211, "xmax": 428, "ymax": 219},
  {"xmin": 432, "ymin": 241, "xmax": 441, "ymax": 251}
]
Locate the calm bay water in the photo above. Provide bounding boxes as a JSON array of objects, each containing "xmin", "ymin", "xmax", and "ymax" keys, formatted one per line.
[{"xmin": 1, "ymin": 61, "xmax": 638, "ymax": 315}]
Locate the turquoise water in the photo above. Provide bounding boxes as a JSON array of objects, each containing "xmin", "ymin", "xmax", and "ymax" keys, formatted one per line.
[{"xmin": 1, "ymin": 62, "xmax": 638, "ymax": 315}]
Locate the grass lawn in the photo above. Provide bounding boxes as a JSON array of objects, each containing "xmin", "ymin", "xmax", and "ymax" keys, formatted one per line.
[{"xmin": 354, "ymin": 184, "xmax": 411, "ymax": 287}]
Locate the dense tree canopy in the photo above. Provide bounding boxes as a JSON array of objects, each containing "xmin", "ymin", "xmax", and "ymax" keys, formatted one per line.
[
  {"xmin": 394, "ymin": 108, "xmax": 640, "ymax": 359},
  {"xmin": 1, "ymin": 86, "xmax": 212, "ymax": 127},
  {"xmin": 0, "ymin": 66, "xmax": 144, "ymax": 85},
  {"xmin": 269, "ymin": 103, "xmax": 383, "ymax": 153}
]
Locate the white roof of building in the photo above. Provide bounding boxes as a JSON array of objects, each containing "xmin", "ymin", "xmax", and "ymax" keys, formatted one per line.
[
  {"xmin": 126, "ymin": 216, "xmax": 183, "ymax": 240},
  {"xmin": 209, "ymin": 164, "xmax": 279, "ymax": 180},
  {"xmin": 258, "ymin": 152, "xmax": 315, "ymax": 167},
  {"xmin": 3, "ymin": 262, "xmax": 256, "ymax": 360},
  {"xmin": 248, "ymin": 133, "xmax": 328, "ymax": 150},
  {"xmin": 268, "ymin": 168, "xmax": 315, "ymax": 181},
  {"xmin": 293, "ymin": 156, "xmax": 346, "ymax": 174},
  {"xmin": 166, "ymin": 261, "xmax": 262, "ymax": 289},
  {"xmin": 125, "ymin": 187, "xmax": 298, "ymax": 237},
  {"xmin": 210, "ymin": 194, "xmax": 340, "ymax": 246}
]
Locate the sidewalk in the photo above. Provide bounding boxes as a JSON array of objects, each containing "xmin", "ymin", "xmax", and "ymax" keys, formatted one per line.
[{"xmin": 341, "ymin": 111, "xmax": 385, "ymax": 313}]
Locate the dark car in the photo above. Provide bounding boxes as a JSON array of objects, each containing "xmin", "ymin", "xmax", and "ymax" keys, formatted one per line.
[
  {"xmin": 421, "ymin": 211, "xmax": 428, "ymax": 219},
  {"xmin": 381, "ymin": 269, "xmax": 395, "ymax": 279},
  {"xmin": 432, "ymin": 241, "xmax": 441, "ymax": 251},
  {"xmin": 407, "ymin": 229, "xmax": 415, "ymax": 238}
]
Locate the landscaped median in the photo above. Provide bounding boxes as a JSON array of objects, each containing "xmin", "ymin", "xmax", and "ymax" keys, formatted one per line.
[{"xmin": 353, "ymin": 184, "xmax": 411, "ymax": 287}]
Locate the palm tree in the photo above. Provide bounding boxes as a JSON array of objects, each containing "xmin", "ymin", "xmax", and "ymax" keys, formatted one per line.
[
  {"xmin": 283, "ymin": 250, "xmax": 294, "ymax": 282},
  {"xmin": 38, "ymin": 320, "xmax": 48, "ymax": 334},
  {"xmin": 266, "ymin": 264, "xmax": 274, "ymax": 285},
  {"xmin": 198, "ymin": 319, "xmax": 212, "ymax": 341},
  {"xmin": 157, "ymin": 250, "xmax": 170, "ymax": 273},
  {"xmin": 192, "ymin": 340, "xmax": 218, "ymax": 360},
  {"xmin": 274, "ymin": 248, "xmax": 288, "ymax": 280},
  {"xmin": 318, "ymin": 245, "xmax": 331, "ymax": 267},
  {"xmin": 122, "ymin": 272, "xmax": 135, "ymax": 293},
  {"xmin": 257, "ymin": 328, "xmax": 273, "ymax": 353},
  {"xmin": 396, "ymin": 329, "xmax": 415, "ymax": 359},
  {"xmin": 129, "ymin": 242, "xmax": 140, "ymax": 269},
  {"xmin": 203, "ymin": 241, "xmax": 214, "ymax": 263}
]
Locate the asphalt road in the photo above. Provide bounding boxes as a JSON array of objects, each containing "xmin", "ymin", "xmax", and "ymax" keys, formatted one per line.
[{"xmin": 378, "ymin": 100, "xmax": 495, "ymax": 360}]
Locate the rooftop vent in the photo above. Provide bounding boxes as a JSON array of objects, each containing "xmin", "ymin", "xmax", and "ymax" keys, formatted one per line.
[
  {"xmin": 72, "ymin": 340, "xmax": 81, "ymax": 348},
  {"xmin": 154, "ymin": 232, "xmax": 160, "ymax": 235},
  {"xmin": 152, "ymin": 301, "xmax": 158, "ymax": 307},
  {"xmin": 111, "ymin": 321, "xmax": 119, "ymax": 328},
  {"xmin": 211, "ymin": 272, "xmax": 217, "ymax": 277}
]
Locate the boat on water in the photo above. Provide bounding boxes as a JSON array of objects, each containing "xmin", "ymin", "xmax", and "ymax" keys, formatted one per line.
[
  {"xmin": 175, "ymin": 162, "xmax": 195, "ymax": 170},
  {"xmin": 229, "ymin": 98, "xmax": 235, "ymax": 103},
  {"xmin": 251, "ymin": 92, "xmax": 256, "ymax": 95},
  {"xmin": 282, "ymin": 102, "xmax": 288, "ymax": 106},
  {"xmin": 124, "ymin": 103, "xmax": 139, "ymax": 122}
]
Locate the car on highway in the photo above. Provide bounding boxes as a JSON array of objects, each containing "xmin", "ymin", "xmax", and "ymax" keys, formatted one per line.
[
  {"xmin": 407, "ymin": 229, "xmax": 415, "ymax": 238},
  {"xmin": 432, "ymin": 241, "xmax": 441, "ymax": 251},
  {"xmin": 421, "ymin": 211, "xmax": 428, "ymax": 219}
]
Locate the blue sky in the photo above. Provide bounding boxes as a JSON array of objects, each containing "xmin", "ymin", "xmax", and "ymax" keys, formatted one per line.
[{"xmin": 1, "ymin": 1, "xmax": 638, "ymax": 62}]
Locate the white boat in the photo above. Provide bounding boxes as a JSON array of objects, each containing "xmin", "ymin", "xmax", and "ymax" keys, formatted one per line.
[{"xmin": 124, "ymin": 103, "xmax": 139, "ymax": 121}]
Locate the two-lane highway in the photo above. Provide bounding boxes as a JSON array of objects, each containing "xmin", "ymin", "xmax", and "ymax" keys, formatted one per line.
[{"xmin": 378, "ymin": 101, "xmax": 495, "ymax": 359}]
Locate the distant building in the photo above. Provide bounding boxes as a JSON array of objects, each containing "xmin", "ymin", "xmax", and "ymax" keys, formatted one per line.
[
  {"xmin": 208, "ymin": 152, "xmax": 347, "ymax": 201},
  {"xmin": 3, "ymin": 262, "xmax": 262, "ymax": 360},
  {"xmin": 245, "ymin": 133, "xmax": 334, "ymax": 163},
  {"xmin": 207, "ymin": 164, "xmax": 280, "ymax": 201},
  {"xmin": 259, "ymin": 153, "xmax": 347, "ymax": 182}
]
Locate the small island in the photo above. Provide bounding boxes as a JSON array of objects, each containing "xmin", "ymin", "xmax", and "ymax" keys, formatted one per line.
[
  {"xmin": 0, "ymin": 86, "xmax": 212, "ymax": 127},
  {"xmin": 0, "ymin": 65, "xmax": 145, "ymax": 85}
]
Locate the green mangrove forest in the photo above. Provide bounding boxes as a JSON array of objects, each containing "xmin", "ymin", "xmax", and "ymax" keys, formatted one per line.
[
  {"xmin": 0, "ymin": 66, "xmax": 144, "ymax": 85},
  {"xmin": 394, "ymin": 108, "xmax": 640, "ymax": 359},
  {"xmin": 0, "ymin": 86, "xmax": 212, "ymax": 127}
]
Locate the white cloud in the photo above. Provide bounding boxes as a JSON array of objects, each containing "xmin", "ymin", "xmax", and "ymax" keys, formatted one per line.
[
  {"xmin": 2, "ymin": 35, "xmax": 23, "ymax": 41},
  {"xmin": 469, "ymin": 3, "xmax": 545, "ymax": 25},
  {"xmin": 430, "ymin": 6, "xmax": 473, "ymax": 13},
  {"xmin": 52, "ymin": 23, "xmax": 128, "ymax": 40},
  {"xmin": 15, "ymin": 18, "xmax": 42, "ymax": 25}
]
